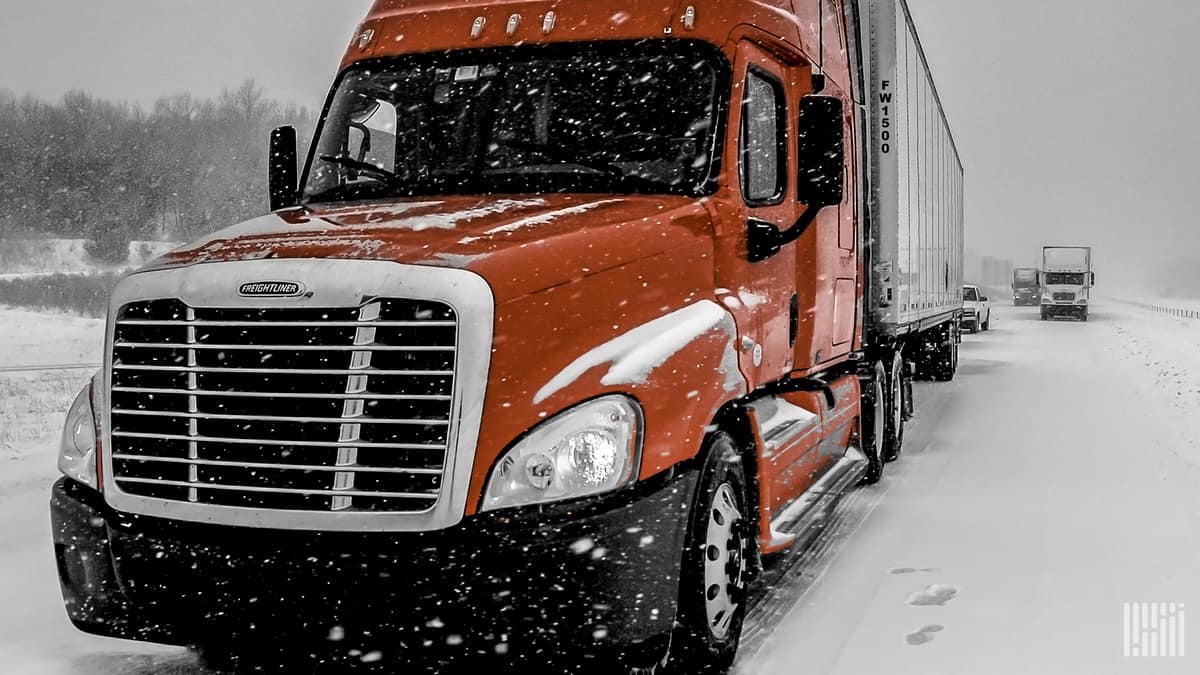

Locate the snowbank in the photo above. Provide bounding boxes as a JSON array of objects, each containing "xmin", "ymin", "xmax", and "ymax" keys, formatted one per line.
[{"xmin": 0, "ymin": 309, "xmax": 104, "ymax": 492}]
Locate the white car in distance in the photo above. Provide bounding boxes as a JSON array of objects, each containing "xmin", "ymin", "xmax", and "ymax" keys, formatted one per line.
[{"xmin": 963, "ymin": 284, "xmax": 991, "ymax": 333}]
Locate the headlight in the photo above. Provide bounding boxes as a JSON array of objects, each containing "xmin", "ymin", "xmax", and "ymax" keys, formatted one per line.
[
  {"xmin": 59, "ymin": 371, "xmax": 101, "ymax": 490},
  {"xmin": 482, "ymin": 396, "xmax": 641, "ymax": 512},
  {"xmin": 1076, "ymin": 299, "xmax": 1088, "ymax": 305}
]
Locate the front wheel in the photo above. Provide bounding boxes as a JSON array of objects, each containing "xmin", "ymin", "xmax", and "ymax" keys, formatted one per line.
[{"xmin": 669, "ymin": 432, "xmax": 753, "ymax": 674}]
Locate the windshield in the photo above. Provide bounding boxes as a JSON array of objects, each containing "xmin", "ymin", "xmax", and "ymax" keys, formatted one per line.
[
  {"xmin": 302, "ymin": 42, "xmax": 726, "ymax": 204},
  {"xmin": 1044, "ymin": 272, "xmax": 1085, "ymax": 285},
  {"xmin": 963, "ymin": 287, "xmax": 979, "ymax": 301},
  {"xmin": 1014, "ymin": 269, "xmax": 1037, "ymax": 284}
]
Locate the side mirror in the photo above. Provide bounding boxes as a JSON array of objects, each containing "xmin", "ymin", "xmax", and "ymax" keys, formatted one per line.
[
  {"xmin": 981, "ymin": 296, "xmax": 990, "ymax": 302},
  {"xmin": 748, "ymin": 95, "xmax": 845, "ymax": 263},
  {"xmin": 1091, "ymin": 272, "xmax": 1096, "ymax": 286},
  {"xmin": 269, "ymin": 126, "xmax": 299, "ymax": 212},
  {"xmin": 796, "ymin": 95, "xmax": 845, "ymax": 207}
]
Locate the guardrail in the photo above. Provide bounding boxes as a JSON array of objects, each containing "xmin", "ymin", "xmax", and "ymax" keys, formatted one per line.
[
  {"xmin": 1121, "ymin": 301, "xmax": 1200, "ymax": 319},
  {"xmin": 0, "ymin": 363, "xmax": 100, "ymax": 375}
]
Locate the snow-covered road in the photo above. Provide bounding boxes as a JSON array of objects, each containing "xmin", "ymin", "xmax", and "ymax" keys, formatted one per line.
[
  {"xmin": 4, "ymin": 301, "xmax": 1200, "ymax": 673},
  {"xmin": 739, "ymin": 302, "xmax": 1200, "ymax": 674}
]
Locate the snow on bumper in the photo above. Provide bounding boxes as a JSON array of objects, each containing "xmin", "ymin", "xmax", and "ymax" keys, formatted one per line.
[{"xmin": 51, "ymin": 467, "xmax": 697, "ymax": 662}]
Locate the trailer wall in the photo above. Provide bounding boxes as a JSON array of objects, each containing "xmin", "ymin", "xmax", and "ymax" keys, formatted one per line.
[{"xmin": 865, "ymin": 0, "xmax": 964, "ymax": 337}]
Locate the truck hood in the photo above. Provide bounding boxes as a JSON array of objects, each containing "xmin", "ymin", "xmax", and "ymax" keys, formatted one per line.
[{"xmin": 148, "ymin": 195, "xmax": 713, "ymax": 304}]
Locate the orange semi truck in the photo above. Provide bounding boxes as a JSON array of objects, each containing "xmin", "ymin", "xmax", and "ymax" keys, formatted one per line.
[{"xmin": 51, "ymin": 0, "xmax": 962, "ymax": 671}]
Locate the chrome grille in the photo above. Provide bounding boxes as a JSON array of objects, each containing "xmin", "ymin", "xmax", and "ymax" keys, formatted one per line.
[
  {"xmin": 1053, "ymin": 292, "xmax": 1076, "ymax": 302},
  {"xmin": 109, "ymin": 298, "xmax": 457, "ymax": 513}
]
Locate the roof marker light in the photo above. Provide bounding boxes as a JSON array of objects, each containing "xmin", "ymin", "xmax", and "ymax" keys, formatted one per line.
[
  {"xmin": 682, "ymin": 6, "xmax": 697, "ymax": 30},
  {"xmin": 356, "ymin": 28, "xmax": 376, "ymax": 50},
  {"xmin": 543, "ymin": 11, "xmax": 557, "ymax": 35},
  {"xmin": 470, "ymin": 16, "xmax": 486, "ymax": 39},
  {"xmin": 507, "ymin": 14, "xmax": 522, "ymax": 37}
]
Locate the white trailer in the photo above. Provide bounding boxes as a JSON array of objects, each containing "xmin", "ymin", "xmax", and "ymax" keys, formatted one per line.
[{"xmin": 859, "ymin": 0, "xmax": 965, "ymax": 379}]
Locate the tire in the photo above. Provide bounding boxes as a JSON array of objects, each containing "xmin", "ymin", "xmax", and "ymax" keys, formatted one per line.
[
  {"xmin": 860, "ymin": 361, "xmax": 887, "ymax": 483},
  {"xmin": 669, "ymin": 432, "xmax": 753, "ymax": 675},
  {"xmin": 883, "ymin": 352, "xmax": 905, "ymax": 463},
  {"xmin": 1040, "ymin": 309, "xmax": 1049, "ymax": 321},
  {"xmin": 1081, "ymin": 310, "xmax": 1089, "ymax": 322},
  {"xmin": 927, "ymin": 323, "xmax": 957, "ymax": 382},
  {"xmin": 982, "ymin": 316, "xmax": 990, "ymax": 331}
]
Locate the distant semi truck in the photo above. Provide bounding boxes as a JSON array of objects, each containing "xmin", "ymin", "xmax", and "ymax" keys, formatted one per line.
[
  {"xmin": 1012, "ymin": 267, "xmax": 1040, "ymax": 306},
  {"xmin": 1040, "ymin": 246, "xmax": 1093, "ymax": 321}
]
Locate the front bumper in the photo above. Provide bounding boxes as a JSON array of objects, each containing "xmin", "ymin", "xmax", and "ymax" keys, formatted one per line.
[{"xmin": 51, "ymin": 467, "xmax": 697, "ymax": 664}]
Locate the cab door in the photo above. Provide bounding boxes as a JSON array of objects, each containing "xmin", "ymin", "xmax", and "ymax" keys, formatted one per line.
[{"xmin": 712, "ymin": 41, "xmax": 803, "ymax": 387}]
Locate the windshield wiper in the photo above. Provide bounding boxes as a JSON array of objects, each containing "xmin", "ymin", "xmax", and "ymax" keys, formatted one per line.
[
  {"xmin": 318, "ymin": 154, "xmax": 398, "ymax": 182},
  {"xmin": 496, "ymin": 140, "xmax": 673, "ymax": 192}
]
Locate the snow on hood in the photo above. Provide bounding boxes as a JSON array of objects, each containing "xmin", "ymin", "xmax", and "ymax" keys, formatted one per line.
[
  {"xmin": 534, "ymin": 300, "xmax": 737, "ymax": 404},
  {"xmin": 148, "ymin": 194, "xmax": 710, "ymax": 304}
]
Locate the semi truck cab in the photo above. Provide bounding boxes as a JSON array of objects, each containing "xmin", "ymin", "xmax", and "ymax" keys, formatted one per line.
[
  {"xmin": 1040, "ymin": 246, "xmax": 1094, "ymax": 321},
  {"xmin": 1012, "ymin": 267, "xmax": 1039, "ymax": 306},
  {"xmin": 49, "ymin": 2, "xmax": 963, "ymax": 672}
]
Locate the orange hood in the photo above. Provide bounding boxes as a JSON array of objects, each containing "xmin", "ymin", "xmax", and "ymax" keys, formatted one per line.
[{"xmin": 153, "ymin": 195, "xmax": 713, "ymax": 304}]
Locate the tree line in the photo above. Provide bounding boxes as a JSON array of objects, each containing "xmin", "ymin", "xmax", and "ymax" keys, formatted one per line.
[{"xmin": 0, "ymin": 81, "xmax": 314, "ymax": 261}]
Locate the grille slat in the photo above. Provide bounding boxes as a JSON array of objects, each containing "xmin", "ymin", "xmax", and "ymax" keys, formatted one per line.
[
  {"xmin": 112, "ymin": 364, "xmax": 454, "ymax": 376},
  {"xmin": 111, "ymin": 454, "xmax": 443, "ymax": 475},
  {"xmin": 110, "ymin": 298, "xmax": 457, "ymax": 514},
  {"xmin": 111, "ymin": 430, "xmax": 445, "ymax": 451},
  {"xmin": 113, "ymin": 477, "xmax": 440, "ymax": 500},
  {"xmin": 113, "ymin": 386, "xmax": 451, "ymax": 401},
  {"xmin": 112, "ymin": 409, "xmax": 451, "ymax": 426},
  {"xmin": 118, "ymin": 320, "xmax": 456, "ymax": 328},
  {"xmin": 116, "ymin": 342, "xmax": 455, "ymax": 352}
]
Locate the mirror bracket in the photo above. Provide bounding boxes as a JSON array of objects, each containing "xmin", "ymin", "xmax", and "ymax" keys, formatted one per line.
[{"xmin": 748, "ymin": 205, "xmax": 823, "ymax": 263}]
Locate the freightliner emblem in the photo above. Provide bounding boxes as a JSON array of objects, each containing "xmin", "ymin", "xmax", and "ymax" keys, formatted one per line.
[{"xmin": 238, "ymin": 281, "xmax": 306, "ymax": 297}]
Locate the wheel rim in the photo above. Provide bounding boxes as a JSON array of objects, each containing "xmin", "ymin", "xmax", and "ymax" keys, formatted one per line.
[
  {"xmin": 891, "ymin": 359, "xmax": 904, "ymax": 440},
  {"xmin": 703, "ymin": 483, "xmax": 746, "ymax": 641},
  {"xmin": 873, "ymin": 375, "xmax": 885, "ymax": 458}
]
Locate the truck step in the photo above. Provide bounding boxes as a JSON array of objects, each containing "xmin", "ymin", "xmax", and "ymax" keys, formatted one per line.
[{"xmin": 766, "ymin": 445, "xmax": 868, "ymax": 550}]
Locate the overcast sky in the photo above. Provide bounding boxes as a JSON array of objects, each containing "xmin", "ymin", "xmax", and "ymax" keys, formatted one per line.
[
  {"xmin": 2, "ymin": 0, "xmax": 1197, "ymax": 290},
  {"xmin": 0, "ymin": 1, "xmax": 372, "ymax": 110}
]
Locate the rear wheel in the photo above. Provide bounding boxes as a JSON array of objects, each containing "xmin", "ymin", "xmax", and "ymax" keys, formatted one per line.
[
  {"xmin": 883, "ymin": 352, "xmax": 905, "ymax": 462},
  {"xmin": 670, "ymin": 432, "xmax": 752, "ymax": 674},
  {"xmin": 927, "ymin": 323, "xmax": 958, "ymax": 382},
  {"xmin": 860, "ymin": 360, "xmax": 887, "ymax": 483}
]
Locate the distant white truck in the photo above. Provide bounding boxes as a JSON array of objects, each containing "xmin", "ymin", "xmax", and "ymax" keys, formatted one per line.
[
  {"xmin": 962, "ymin": 284, "xmax": 991, "ymax": 332},
  {"xmin": 1040, "ymin": 246, "xmax": 1094, "ymax": 321}
]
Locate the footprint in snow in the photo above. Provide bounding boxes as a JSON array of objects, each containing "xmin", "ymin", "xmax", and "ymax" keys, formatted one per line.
[
  {"xmin": 906, "ymin": 584, "xmax": 958, "ymax": 606},
  {"xmin": 905, "ymin": 624, "xmax": 944, "ymax": 646}
]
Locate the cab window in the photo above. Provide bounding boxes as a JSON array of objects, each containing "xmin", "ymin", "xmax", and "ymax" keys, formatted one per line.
[{"xmin": 741, "ymin": 69, "xmax": 787, "ymax": 205}]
